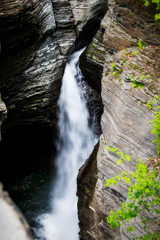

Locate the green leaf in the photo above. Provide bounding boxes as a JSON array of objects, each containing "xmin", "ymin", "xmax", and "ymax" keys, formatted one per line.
[
  {"xmin": 155, "ymin": 13, "xmax": 160, "ymax": 20},
  {"xmin": 116, "ymin": 175, "xmax": 121, "ymax": 181},
  {"xmin": 137, "ymin": 39, "xmax": 143, "ymax": 50},
  {"xmin": 125, "ymin": 155, "xmax": 131, "ymax": 161},
  {"xmin": 144, "ymin": 0, "xmax": 150, "ymax": 7}
]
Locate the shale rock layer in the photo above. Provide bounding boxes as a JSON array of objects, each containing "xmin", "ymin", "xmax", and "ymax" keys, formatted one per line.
[
  {"xmin": 77, "ymin": 0, "xmax": 160, "ymax": 239},
  {"xmin": 0, "ymin": 0, "xmax": 76, "ymax": 130}
]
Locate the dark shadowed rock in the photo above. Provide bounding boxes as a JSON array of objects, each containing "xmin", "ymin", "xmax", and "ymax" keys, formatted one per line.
[
  {"xmin": 0, "ymin": 93, "xmax": 7, "ymax": 141},
  {"xmin": 0, "ymin": 0, "xmax": 76, "ymax": 130}
]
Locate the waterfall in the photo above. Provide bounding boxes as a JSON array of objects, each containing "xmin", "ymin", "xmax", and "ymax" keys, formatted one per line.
[{"xmin": 35, "ymin": 49, "xmax": 96, "ymax": 240}]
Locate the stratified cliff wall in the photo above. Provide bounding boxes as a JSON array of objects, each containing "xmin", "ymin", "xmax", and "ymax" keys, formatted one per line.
[
  {"xmin": 0, "ymin": 0, "xmax": 106, "ymax": 238},
  {"xmin": 77, "ymin": 0, "xmax": 160, "ymax": 239},
  {"xmin": 0, "ymin": 1, "xmax": 77, "ymax": 237},
  {"xmin": 0, "ymin": 0, "xmax": 76, "ymax": 129}
]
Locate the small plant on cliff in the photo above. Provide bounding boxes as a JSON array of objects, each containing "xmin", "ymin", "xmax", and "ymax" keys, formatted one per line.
[
  {"xmin": 146, "ymin": 99, "xmax": 155, "ymax": 109},
  {"xmin": 128, "ymin": 75, "xmax": 144, "ymax": 89},
  {"xmin": 146, "ymin": 95, "xmax": 159, "ymax": 109},
  {"xmin": 110, "ymin": 62, "xmax": 123, "ymax": 84},
  {"xmin": 147, "ymin": 96, "xmax": 160, "ymax": 154},
  {"xmin": 137, "ymin": 39, "xmax": 143, "ymax": 50},
  {"xmin": 105, "ymin": 146, "xmax": 160, "ymax": 240},
  {"xmin": 150, "ymin": 107, "xmax": 160, "ymax": 155}
]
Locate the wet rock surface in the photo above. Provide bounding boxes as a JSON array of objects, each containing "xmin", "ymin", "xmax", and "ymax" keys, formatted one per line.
[{"xmin": 77, "ymin": 0, "xmax": 160, "ymax": 239}]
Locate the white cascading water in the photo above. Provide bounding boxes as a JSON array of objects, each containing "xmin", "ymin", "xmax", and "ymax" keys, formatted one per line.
[{"xmin": 36, "ymin": 49, "xmax": 96, "ymax": 240}]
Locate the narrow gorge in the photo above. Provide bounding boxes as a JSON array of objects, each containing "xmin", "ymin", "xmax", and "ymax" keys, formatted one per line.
[{"xmin": 0, "ymin": 0, "xmax": 160, "ymax": 240}]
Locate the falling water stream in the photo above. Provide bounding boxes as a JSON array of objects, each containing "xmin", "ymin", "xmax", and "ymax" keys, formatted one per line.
[{"xmin": 34, "ymin": 49, "xmax": 97, "ymax": 240}]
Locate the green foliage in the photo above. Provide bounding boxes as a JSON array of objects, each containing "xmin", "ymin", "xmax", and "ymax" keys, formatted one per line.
[
  {"xmin": 128, "ymin": 73, "xmax": 153, "ymax": 89},
  {"xmin": 122, "ymin": 58, "xmax": 126, "ymax": 66},
  {"xmin": 124, "ymin": 49, "xmax": 139, "ymax": 57},
  {"xmin": 137, "ymin": 39, "xmax": 143, "ymax": 50},
  {"xmin": 146, "ymin": 99, "xmax": 154, "ymax": 109},
  {"xmin": 146, "ymin": 96, "xmax": 159, "ymax": 109},
  {"xmin": 104, "ymin": 146, "xmax": 131, "ymax": 166},
  {"xmin": 105, "ymin": 147, "xmax": 160, "ymax": 239},
  {"xmin": 147, "ymin": 75, "xmax": 153, "ymax": 82},
  {"xmin": 110, "ymin": 63, "xmax": 123, "ymax": 84},
  {"xmin": 124, "ymin": 49, "xmax": 130, "ymax": 56},
  {"xmin": 112, "ymin": 62, "xmax": 117, "ymax": 71},
  {"xmin": 128, "ymin": 75, "xmax": 144, "ymax": 89},
  {"xmin": 136, "ymin": 232, "xmax": 160, "ymax": 240},
  {"xmin": 113, "ymin": 71, "xmax": 119, "ymax": 78},
  {"xmin": 143, "ymin": 0, "xmax": 160, "ymax": 9},
  {"xmin": 132, "ymin": 51, "xmax": 139, "ymax": 57},
  {"xmin": 147, "ymin": 96, "xmax": 160, "ymax": 155},
  {"xmin": 143, "ymin": 0, "xmax": 160, "ymax": 23},
  {"xmin": 144, "ymin": 0, "xmax": 151, "ymax": 7},
  {"xmin": 151, "ymin": 105, "xmax": 160, "ymax": 155},
  {"xmin": 155, "ymin": 13, "xmax": 160, "ymax": 21},
  {"xmin": 111, "ymin": 63, "xmax": 119, "ymax": 78}
]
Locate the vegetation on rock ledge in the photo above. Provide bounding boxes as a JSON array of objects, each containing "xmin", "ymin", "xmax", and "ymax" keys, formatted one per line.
[
  {"xmin": 143, "ymin": 0, "xmax": 160, "ymax": 22},
  {"xmin": 105, "ymin": 98, "xmax": 160, "ymax": 239},
  {"xmin": 105, "ymin": 146, "xmax": 160, "ymax": 240}
]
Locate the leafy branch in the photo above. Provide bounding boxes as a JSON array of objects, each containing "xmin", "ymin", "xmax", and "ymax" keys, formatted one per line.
[{"xmin": 105, "ymin": 146, "xmax": 160, "ymax": 239}]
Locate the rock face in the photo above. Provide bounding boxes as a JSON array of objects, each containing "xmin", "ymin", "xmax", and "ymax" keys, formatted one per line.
[
  {"xmin": 77, "ymin": 0, "xmax": 160, "ymax": 239},
  {"xmin": 69, "ymin": 0, "xmax": 108, "ymax": 55},
  {"xmin": 0, "ymin": 183, "xmax": 33, "ymax": 240},
  {"xmin": 0, "ymin": 0, "xmax": 107, "ymax": 134},
  {"xmin": 0, "ymin": 0, "xmax": 77, "ymax": 237},
  {"xmin": 0, "ymin": 0, "xmax": 106, "ymax": 238},
  {"xmin": 0, "ymin": 0, "xmax": 76, "ymax": 131},
  {"xmin": 77, "ymin": 142, "xmax": 99, "ymax": 240},
  {"xmin": 70, "ymin": 0, "xmax": 108, "ymax": 33}
]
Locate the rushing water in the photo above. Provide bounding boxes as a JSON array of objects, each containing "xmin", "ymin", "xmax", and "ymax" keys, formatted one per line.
[{"xmin": 34, "ymin": 49, "xmax": 97, "ymax": 240}]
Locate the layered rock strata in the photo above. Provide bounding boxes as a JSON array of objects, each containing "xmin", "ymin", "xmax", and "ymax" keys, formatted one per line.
[
  {"xmin": 70, "ymin": 0, "xmax": 108, "ymax": 33},
  {"xmin": 0, "ymin": 0, "xmax": 76, "ymax": 131},
  {"xmin": 78, "ymin": 0, "xmax": 160, "ymax": 239},
  {"xmin": 0, "ymin": 1, "xmax": 75, "ymax": 237},
  {"xmin": 0, "ymin": 0, "xmax": 76, "ymax": 238},
  {"xmin": 0, "ymin": 0, "xmax": 106, "ymax": 238}
]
